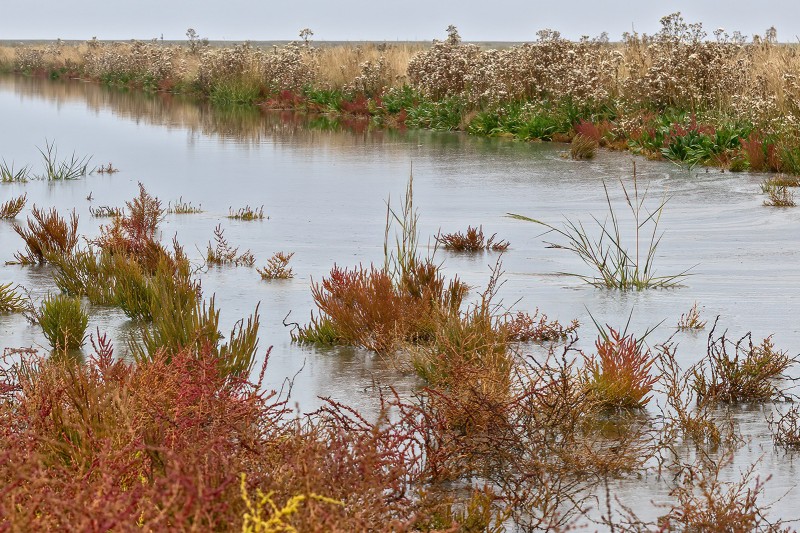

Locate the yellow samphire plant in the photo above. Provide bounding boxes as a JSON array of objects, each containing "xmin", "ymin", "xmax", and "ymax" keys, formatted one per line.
[{"xmin": 240, "ymin": 474, "xmax": 342, "ymax": 533}]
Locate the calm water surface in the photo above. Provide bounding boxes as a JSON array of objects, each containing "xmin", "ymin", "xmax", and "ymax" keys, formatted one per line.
[{"xmin": 1, "ymin": 75, "xmax": 799, "ymax": 527}]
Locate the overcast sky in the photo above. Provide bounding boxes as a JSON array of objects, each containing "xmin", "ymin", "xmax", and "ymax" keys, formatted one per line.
[{"xmin": 1, "ymin": 1, "xmax": 798, "ymax": 42}]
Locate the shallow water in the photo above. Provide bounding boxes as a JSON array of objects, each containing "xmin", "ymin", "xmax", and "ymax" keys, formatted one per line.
[{"xmin": 1, "ymin": 75, "xmax": 799, "ymax": 526}]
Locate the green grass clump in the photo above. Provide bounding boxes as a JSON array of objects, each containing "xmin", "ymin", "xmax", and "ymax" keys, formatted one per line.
[
  {"xmin": 36, "ymin": 140, "xmax": 92, "ymax": 181},
  {"xmin": 0, "ymin": 160, "xmax": 29, "ymax": 182},
  {"xmin": 38, "ymin": 294, "xmax": 89, "ymax": 350}
]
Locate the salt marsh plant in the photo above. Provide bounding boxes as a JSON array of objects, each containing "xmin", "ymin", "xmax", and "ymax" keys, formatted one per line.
[
  {"xmin": 12, "ymin": 206, "xmax": 79, "ymax": 264},
  {"xmin": 769, "ymin": 405, "xmax": 800, "ymax": 449},
  {"xmin": 677, "ymin": 302, "xmax": 706, "ymax": 330},
  {"xmin": 206, "ymin": 225, "xmax": 255, "ymax": 267},
  {"xmin": 435, "ymin": 225, "xmax": 509, "ymax": 252},
  {"xmin": 584, "ymin": 327, "xmax": 657, "ymax": 410},
  {"xmin": 297, "ymin": 175, "xmax": 468, "ymax": 353},
  {"xmin": 510, "ymin": 164, "xmax": 689, "ymax": 289},
  {"xmin": 0, "ymin": 282, "xmax": 26, "ymax": 313},
  {"xmin": 761, "ymin": 181, "xmax": 796, "ymax": 207},
  {"xmin": 37, "ymin": 294, "xmax": 88, "ymax": 350},
  {"xmin": 257, "ymin": 252, "xmax": 294, "ymax": 280},
  {"xmin": 36, "ymin": 140, "xmax": 92, "ymax": 180},
  {"xmin": 95, "ymin": 162, "xmax": 118, "ymax": 174},
  {"xmin": 167, "ymin": 197, "xmax": 203, "ymax": 214},
  {"xmin": 228, "ymin": 205, "xmax": 265, "ymax": 221},
  {"xmin": 0, "ymin": 193, "xmax": 26, "ymax": 219},
  {"xmin": 692, "ymin": 322, "xmax": 795, "ymax": 403},
  {"xmin": 501, "ymin": 309, "xmax": 579, "ymax": 342},
  {"xmin": 88, "ymin": 205, "xmax": 124, "ymax": 218}
]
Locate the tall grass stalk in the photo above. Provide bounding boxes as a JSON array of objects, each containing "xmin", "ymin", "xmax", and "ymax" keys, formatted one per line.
[{"xmin": 510, "ymin": 163, "xmax": 690, "ymax": 290}]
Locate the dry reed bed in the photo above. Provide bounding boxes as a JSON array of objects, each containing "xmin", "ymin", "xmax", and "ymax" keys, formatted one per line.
[{"xmin": 5, "ymin": 14, "xmax": 800, "ymax": 173}]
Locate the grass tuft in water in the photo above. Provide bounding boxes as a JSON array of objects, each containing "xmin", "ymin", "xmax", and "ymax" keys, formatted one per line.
[
  {"xmin": 677, "ymin": 302, "xmax": 706, "ymax": 330},
  {"xmin": 570, "ymin": 133, "xmax": 598, "ymax": 160},
  {"xmin": 692, "ymin": 320, "xmax": 796, "ymax": 403},
  {"xmin": 584, "ymin": 327, "xmax": 657, "ymax": 410},
  {"xmin": 509, "ymin": 162, "xmax": 690, "ymax": 290},
  {"xmin": 89, "ymin": 205, "xmax": 124, "ymax": 218},
  {"xmin": 35, "ymin": 140, "xmax": 92, "ymax": 181},
  {"xmin": 0, "ymin": 160, "xmax": 29, "ymax": 182},
  {"xmin": 761, "ymin": 181, "xmax": 796, "ymax": 207},
  {"xmin": 95, "ymin": 162, "xmax": 119, "ymax": 174}
]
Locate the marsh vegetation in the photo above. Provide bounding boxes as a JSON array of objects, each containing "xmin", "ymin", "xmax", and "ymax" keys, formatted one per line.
[{"xmin": 2, "ymin": 13, "xmax": 800, "ymax": 532}]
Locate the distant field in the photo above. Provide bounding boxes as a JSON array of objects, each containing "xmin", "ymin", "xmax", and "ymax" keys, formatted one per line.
[{"xmin": 0, "ymin": 39, "xmax": 526, "ymax": 49}]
